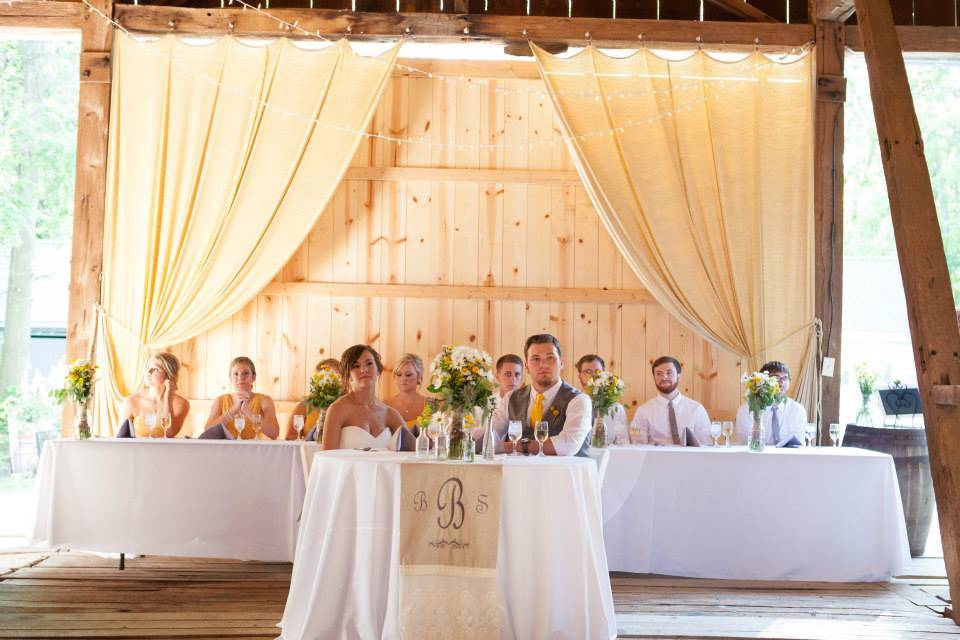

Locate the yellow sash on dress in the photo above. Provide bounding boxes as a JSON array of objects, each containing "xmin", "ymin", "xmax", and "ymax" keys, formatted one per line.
[{"xmin": 218, "ymin": 393, "xmax": 265, "ymax": 439}]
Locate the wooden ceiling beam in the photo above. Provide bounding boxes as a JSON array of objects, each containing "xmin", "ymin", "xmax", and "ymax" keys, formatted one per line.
[
  {"xmin": 815, "ymin": 0, "xmax": 856, "ymax": 22},
  {"xmin": 704, "ymin": 0, "xmax": 778, "ymax": 23},
  {"xmin": 113, "ymin": 5, "xmax": 813, "ymax": 49},
  {"xmin": 0, "ymin": 0, "xmax": 85, "ymax": 29},
  {"xmin": 848, "ymin": 25, "xmax": 960, "ymax": 53}
]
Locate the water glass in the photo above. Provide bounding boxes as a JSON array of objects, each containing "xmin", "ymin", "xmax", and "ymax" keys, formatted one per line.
[
  {"xmin": 235, "ymin": 415, "xmax": 246, "ymax": 441},
  {"xmin": 507, "ymin": 420, "xmax": 522, "ymax": 456},
  {"xmin": 710, "ymin": 421, "xmax": 722, "ymax": 447},
  {"xmin": 252, "ymin": 413, "xmax": 263, "ymax": 439},
  {"xmin": 427, "ymin": 416, "xmax": 442, "ymax": 459},
  {"xmin": 829, "ymin": 422, "xmax": 841, "ymax": 447},
  {"xmin": 805, "ymin": 422, "xmax": 817, "ymax": 447},
  {"xmin": 721, "ymin": 421, "xmax": 734, "ymax": 447},
  {"xmin": 293, "ymin": 414, "xmax": 305, "ymax": 440},
  {"xmin": 534, "ymin": 420, "xmax": 549, "ymax": 457}
]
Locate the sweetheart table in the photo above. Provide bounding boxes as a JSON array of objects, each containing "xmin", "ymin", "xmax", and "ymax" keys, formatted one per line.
[
  {"xmin": 278, "ymin": 450, "xmax": 617, "ymax": 640},
  {"xmin": 29, "ymin": 438, "xmax": 315, "ymax": 562}
]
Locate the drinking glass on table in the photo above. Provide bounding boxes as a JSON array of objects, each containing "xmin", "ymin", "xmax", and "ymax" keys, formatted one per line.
[
  {"xmin": 235, "ymin": 415, "xmax": 247, "ymax": 441},
  {"xmin": 721, "ymin": 421, "xmax": 734, "ymax": 447},
  {"xmin": 534, "ymin": 421, "xmax": 549, "ymax": 457},
  {"xmin": 829, "ymin": 422, "xmax": 841, "ymax": 447},
  {"xmin": 159, "ymin": 414, "xmax": 171, "ymax": 438},
  {"xmin": 507, "ymin": 420, "xmax": 522, "ymax": 456},
  {"xmin": 145, "ymin": 413, "xmax": 161, "ymax": 438},
  {"xmin": 426, "ymin": 416, "xmax": 442, "ymax": 459},
  {"xmin": 805, "ymin": 422, "xmax": 817, "ymax": 447},
  {"xmin": 710, "ymin": 421, "xmax": 722, "ymax": 447},
  {"xmin": 293, "ymin": 414, "xmax": 305, "ymax": 440},
  {"xmin": 251, "ymin": 413, "xmax": 263, "ymax": 440}
]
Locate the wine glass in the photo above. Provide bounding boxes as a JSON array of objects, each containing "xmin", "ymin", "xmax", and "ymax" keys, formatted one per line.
[
  {"xmin": 426, "ymin": 416, "xmax": 442, "ymax": 459},
  {"xmin": 251, "ymin": 413, "xmax": 263, "ymax": 440},
  {"xmin": 159, "ymin": 415, "xmax": 171, "ymax": 438},
  {"xmin": 805, "ymin": 422, "xmax": 817, "ymax": 447},
  {"xmin": 293, "ymin": 414, "xmax": 305, "ymax": 440},
  {"xmin": 235, "ymin": 415, "xmax": 246, "ymax": 441},
  {"xmin": 829, "ymin": 423, "xmax": 841, "ymax": 447},
  {"xmin": 710, "ymin": 421, "xmax": 722, "ymax": 447},
  {"xmin": 507, "ymin": 420, "xmax": 522, "ymax": 456},
  {"xmin": 721, "ymin": 421, "xmax": 734, "ymax": 447},
  {"xmin": 534, "ymin": 421, "xmax": 549, "ymax": 457},
  {"xmin": 145, "ymin": 413, "xmax": 160, "ymax": 438}
]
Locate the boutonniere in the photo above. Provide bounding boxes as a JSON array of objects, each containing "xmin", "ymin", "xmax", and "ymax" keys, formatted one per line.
[{"xmin": 550, "ymin": 406, "xmax": 559, "ymax": 417}]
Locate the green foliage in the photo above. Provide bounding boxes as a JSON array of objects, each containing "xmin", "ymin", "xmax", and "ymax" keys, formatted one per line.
[
  {"xmin": 845, "ymin": 56, "xmax": 960, "ymax": 304},
  {"xmin": 0, "ymin": 38, "xmax": 80, "ymax": 248}
]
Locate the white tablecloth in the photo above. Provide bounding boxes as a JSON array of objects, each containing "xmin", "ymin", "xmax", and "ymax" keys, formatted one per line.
[
  {"xmin": 279, "ymin": 451, "xmax": 617, "ymax": 640},
  {"xmin": 29, "ymin": 439, "xmax": 315, "ymax": 561},
  {"xmin": 600, "ymin": 445, "xmax": 911, "ymax": 581}
]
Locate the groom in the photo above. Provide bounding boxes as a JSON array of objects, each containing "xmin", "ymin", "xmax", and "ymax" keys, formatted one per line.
[{"xmin": 491, "ymin": 334, "xmax": 591, "ymax": 456}]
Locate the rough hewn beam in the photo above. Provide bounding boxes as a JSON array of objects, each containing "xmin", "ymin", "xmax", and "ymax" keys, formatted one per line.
[
  {"xmin": 813, "ymin": 18, "xmax": 844, "ymax": 443},
  {"xmin": 113, "ymin": 5, "xmax": 813, "ymax": 49},
  {"xmin": 0, "ymin": 0, "xmax": 84, "ymax": 29},
  {"xmin": 848, "ymin": 25, "xmax": 960, "ymax": 53},
  {"xmin": 855, "ymin": 0, "xmax": 960, "ymax": 623},
  {"xmin": 704, "ymin": 0, "xmax": 777, "ymax": 23},
  {"xmin": 816, "ymin": 0, "xmax": 856, "ymax": 22},
  {"xmin": 65, "ymin": 0, "xmax": 113, "ymax": 434}
]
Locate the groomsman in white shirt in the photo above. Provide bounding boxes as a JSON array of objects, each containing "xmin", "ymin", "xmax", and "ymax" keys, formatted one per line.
[
  {"xmin": 575, "ymin": 354, "xmax": 628, "ymax": 444},
  {"xmin": 735, "ymin": 361, "xmax": 807, "ymax": 445},
  {"xmin": 493, "ymin": 354, "xmax": 524, "ymax": 412},
  {"xmin": 490, "ymin": 334, "xmax": 592, "ymax": 456},
  {"xmin": 630, "ymin": 356, "xmax": 711, "ymax": 445}
]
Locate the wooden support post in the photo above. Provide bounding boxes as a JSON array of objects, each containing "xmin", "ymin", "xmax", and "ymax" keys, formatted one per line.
[
  {"xmin": 813, "ymin": 18, "xmax": 845, "ymax": 442},
  {"xmin": 65, "ymin": 0, "xmax": 113, "ymax": 435},
  {"xmin": 854, "ymin": 0, "xmax": 960, "ymax": 622}
]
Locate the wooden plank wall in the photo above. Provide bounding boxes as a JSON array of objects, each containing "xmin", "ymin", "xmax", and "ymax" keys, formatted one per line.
[{"xmin": 167, "ymin": 74, "xmax": 747, "ymax": 436}]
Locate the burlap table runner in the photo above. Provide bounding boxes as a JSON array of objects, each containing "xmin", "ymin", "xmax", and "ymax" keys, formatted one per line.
[{"xmin": 399, "ymin": 462, "xmax": 503, "ymax": 639}]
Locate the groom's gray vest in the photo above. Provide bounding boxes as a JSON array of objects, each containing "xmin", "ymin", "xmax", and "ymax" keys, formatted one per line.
[{"xmin": 508, "ymin": 382, "xmax": 590, "ymax": 457}]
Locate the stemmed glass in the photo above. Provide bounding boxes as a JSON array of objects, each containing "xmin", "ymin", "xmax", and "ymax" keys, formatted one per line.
[
  {"xmin": 805, "ymin": 422, "xmax": 817, "ymax": 447},
  {"xmin": 426, "ymin": 416, "xmax": 442, "ymax": 459},
  {"xmin": 252, "ymin": 413, "xmax": 263, "ymax": 440},
  {"xmin": 235, "ymin": 415, "xmax": 247, "ymax": 441},
  {"xmin": 293, "ymin": 414, "xmax": 305, "ymax": 440},
  {"xmin": 145, "ymin": 413, "xmax": 160, "ymax": 438},
  {"xmin": 507, "ymin": 420, "xmax": 522, "ymax": 456},
  {"xmin": 829, "ymin": 423, "xmax": 841, "ymax": 447},
  {"xmin": 710, "ymin": 421, "xmax": 722, "ymax": 447},
  {"xmin": 534, "ymin": 421, "xmax": 549, "ymax": 458},
  {"xmin": 159, "ymin": 415, "xmax": 171, "ymax": 439},
  {"xmin": 721, "ymin": 421, "xmax": 734, "ymax": 447}
]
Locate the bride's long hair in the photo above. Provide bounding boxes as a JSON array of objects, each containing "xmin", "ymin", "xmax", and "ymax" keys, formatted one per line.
[{"xmin": 339, "ymin": 345, "xmax": 385, "ymax": 394}]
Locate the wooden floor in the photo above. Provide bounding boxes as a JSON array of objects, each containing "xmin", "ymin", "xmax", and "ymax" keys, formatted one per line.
[{"xmin": 0, "ymin": 550, "xmax": 957, "ymax": 639}]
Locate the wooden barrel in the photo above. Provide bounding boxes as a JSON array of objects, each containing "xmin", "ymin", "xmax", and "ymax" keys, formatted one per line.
[{"xmin": 843, "ymin": 424, "xmax": 934, "ymax": 557}]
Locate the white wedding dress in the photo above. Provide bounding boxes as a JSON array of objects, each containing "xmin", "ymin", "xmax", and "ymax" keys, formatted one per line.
[{"xmin": 339, "ymin": 425, "xmax": 395, "ymax": 450}]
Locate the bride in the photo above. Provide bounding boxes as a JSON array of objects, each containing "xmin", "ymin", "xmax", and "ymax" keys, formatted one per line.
[{"xmin": 321, "ymin": 344, "xmax": 405, "ymax": 450}]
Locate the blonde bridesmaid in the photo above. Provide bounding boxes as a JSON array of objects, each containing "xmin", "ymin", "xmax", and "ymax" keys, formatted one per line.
[
  {"xmin": 121, "ymin": 352, "xmax": 191, "ymax": 438},
  {"xmin": 387, "ymin": 353, "xmax": 428, "ymax": 429},
  {"xmin": 204, "ymin": 357, "xmax": 280, "ymax": 440}
]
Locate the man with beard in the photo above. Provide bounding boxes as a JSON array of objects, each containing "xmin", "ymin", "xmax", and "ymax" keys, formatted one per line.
[{"xmin": 630, "ymin": 356, "xmax": 710, "ymax": 446}]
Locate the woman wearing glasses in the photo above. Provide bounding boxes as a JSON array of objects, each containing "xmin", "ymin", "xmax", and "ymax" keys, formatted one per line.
[{"xmin": 121, "ymin": 352, "xmax": 191, "ymax": 438}]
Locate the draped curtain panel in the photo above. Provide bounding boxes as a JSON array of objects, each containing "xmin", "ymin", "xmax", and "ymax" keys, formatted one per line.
[
  {"xmin": 93, "ymin": 33, "xmax": 398, "ymax": 434},
  {"xmin": 533, "ymin": 45, "xmax": 816, "ymax": 408}
]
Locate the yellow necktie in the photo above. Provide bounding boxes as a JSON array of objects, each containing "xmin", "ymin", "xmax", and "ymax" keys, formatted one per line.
[{"xmin": 530, "ymin": 393, "xmax": 545, "ymax": 426}]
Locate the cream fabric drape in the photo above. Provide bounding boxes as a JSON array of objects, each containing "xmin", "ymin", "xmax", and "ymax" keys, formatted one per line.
[
  {"xmin": 93, "ymin": 33, "xmax": 398, "ymax": 434},
  {"xmin": 533, "ymin": 45, "xmax": 816, "ymax": 408}
]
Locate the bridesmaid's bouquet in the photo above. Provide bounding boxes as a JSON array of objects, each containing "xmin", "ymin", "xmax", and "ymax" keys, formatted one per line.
[
  {"xmin": 305, "ymin": 368, "xmax": 343, "ymax": 411},
  {"xmin": 584, "ymin": 371, "xmax": 625, "ymax": 418}
]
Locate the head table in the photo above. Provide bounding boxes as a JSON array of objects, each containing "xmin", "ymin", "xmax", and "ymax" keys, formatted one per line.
[
  {"xmin": 29, "ymin": 439, "xmax": 317, "ymax": 562},
  {"xmin": 278, "ymin": 450, "xmax": 618, "ymax": 640},
  {"xmin": 598, "ymin": 445, "xmax": 911, "ymax": 582}
]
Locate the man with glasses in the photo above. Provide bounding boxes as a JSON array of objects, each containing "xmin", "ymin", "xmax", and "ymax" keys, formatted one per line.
[
  {"xmin": 734, "ymin": 361, "xmax": 807, "ymax": 445},
  {"xmin": 630, "ymin": 356, "xmax": 710, "ymax": 446},
  {"xmin": 490, "ymin": 334, "xmax": 591, "ymax": 456}
]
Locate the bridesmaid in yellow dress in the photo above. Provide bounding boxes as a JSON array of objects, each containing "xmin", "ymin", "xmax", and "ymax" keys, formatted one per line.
[
  {"xmin": 386, "ymin": 353, "xmax": 428, "ymax": 429},
  {"xmin": 285, "ymin": 358, "xmax": 340, "ymax": 440},
  {"xmin": 204, "ymin": 357, "xmax": 280, "ymax": 440},
  {"xmin": 121, "ymin": 352, "xmax": 191, "ymax": 438}
]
